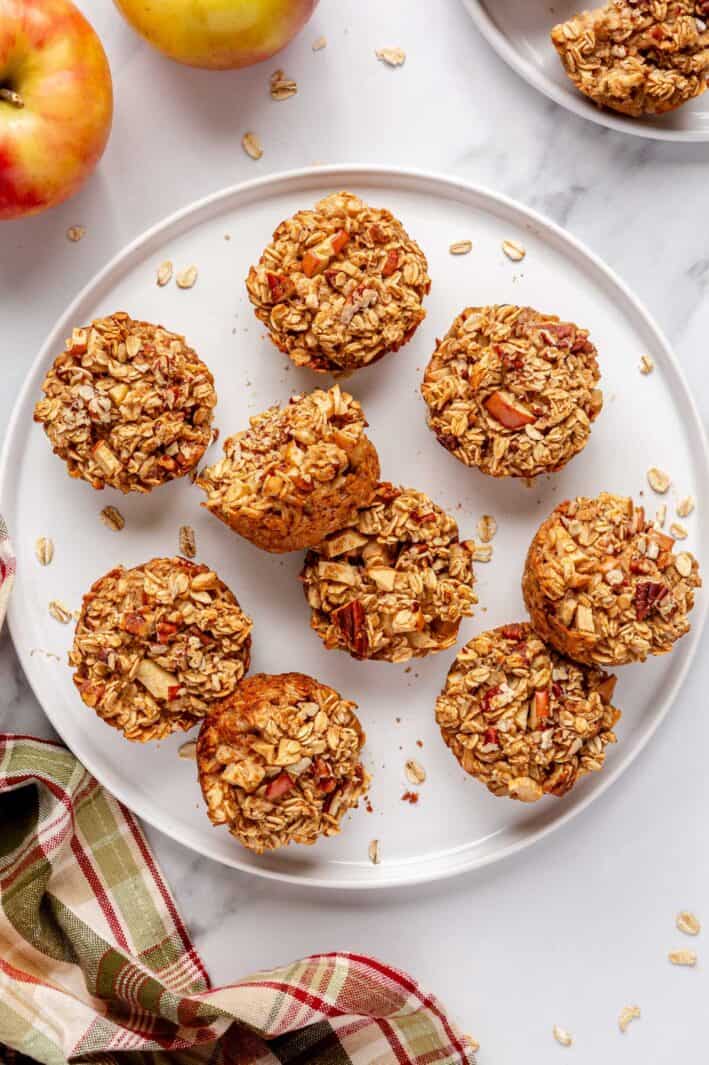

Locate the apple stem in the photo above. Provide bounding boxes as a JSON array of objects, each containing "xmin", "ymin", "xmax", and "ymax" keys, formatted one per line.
[{"xmin": 0, "ymin": 87, "xmax": 24, "ymax": 108}]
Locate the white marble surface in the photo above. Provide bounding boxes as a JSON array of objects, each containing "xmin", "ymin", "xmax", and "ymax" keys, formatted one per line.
[{"xmin": 2, "ymin": 0, "xmax": 708, "ymax": 1060}]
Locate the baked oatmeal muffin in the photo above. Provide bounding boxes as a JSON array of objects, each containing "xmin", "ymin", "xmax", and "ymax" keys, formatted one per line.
[
  {"xmin": 436, "ymin": 623, "xmax": 621, "ymax": 802},
  {"xmin": 551, "ymin": 0, "xmax": 709, "ymax": 118},
  {"xmin": 197, "ymin": 672, "xmax": 369, "ymax": 853},
  {"xmin": 70, "ymin": 557, "xmax": 252, "ymax": 741},
  {"xmin": 197, "ymin": 385, "xmax": 380, "ymax": 553},
  {"xmin": 523, "ymin": 493, "xmax": 702, "ymax": 667},
  {"xmin": 34, "ymin": 312, "xmax": 216, "ymax": 492},
  {"xmin": 300, "ymin": 483, "xmax": 477, "ymax": 663},
  {"xmin": 421, "ymin": 305, "xmax": 603, "ymax": 480},
  {"xmin": 246, "ymin": 191, "xmax": 430, "ymax": 373}
]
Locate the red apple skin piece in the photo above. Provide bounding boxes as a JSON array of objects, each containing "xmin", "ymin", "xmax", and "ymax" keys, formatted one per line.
[
  {"xmin": 0, "ymin": 0, "xmax": 113, "ymax": 220},
  {"xmin": 113, "ymin": 0, "xmax": 318, "ymax": 70},
  {"xmin": 265, "ymin": 771, "xmax": 295, "ymax": 800},
  {"xmin": 484, "ymin": 390, "xmax": 536, "ymax": 430}
]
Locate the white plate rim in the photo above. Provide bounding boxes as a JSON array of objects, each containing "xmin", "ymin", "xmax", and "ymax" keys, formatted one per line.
[
  {"xmin": 461, "ymin": 0, "xmax": 709, "ymax": 143},
  {"xmin": 2, "ymin": 163, "xmax": 707, "ymax": 889}
]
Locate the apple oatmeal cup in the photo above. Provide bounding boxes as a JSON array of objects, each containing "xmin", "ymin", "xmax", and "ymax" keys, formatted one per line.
[
  {"xmin": 300, "ymin": 483, "xmax": 477, "ymax": 663},
  {"xmin": 523, "ymin": 493, "xmax": 702, "ymax": 667},
  {"xmin": 246, "ymin": 191, "xmax": 430, "ymax": 373},
  {"xmin": 33, "ymin": 312, "xmax": 217, "ymax": 492},
  {"xmin": 70, "ymin": 557, "xmax": 252, "ymax": 741},
  {"xmin": 551, "ymin": 0, "xmax": 709, "ymax": 118},
  {"xmin": 197, "ymin": 672, "xmax": 369, "ymax": 853},
  {"xmin": 196, "ymin": 385, "xmax": 380, "ymax": 552},
  {"xmin": 421, "ymin": 305, "xmax": 603, "ymax": 480},
  {"xmin": 436, "ymin": 623, "xmax": 621, "ymax": 803}
]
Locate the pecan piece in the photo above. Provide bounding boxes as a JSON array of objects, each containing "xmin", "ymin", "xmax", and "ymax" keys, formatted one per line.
[
  {"xmin": 382, "ymin": 248, "xmax": 399, "ymax": 277},
  {"xmin": 634, "ymin": 581, "xmax": 669, "ymax": 622},
  {"xmin": 332, "ymin": 599, "xmax": 369, "ymax": 657}
]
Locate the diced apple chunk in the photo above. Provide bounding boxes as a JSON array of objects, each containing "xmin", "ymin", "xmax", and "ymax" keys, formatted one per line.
[
  {"xmin": 109, "ymin": 383, "xmax": 129, "ymax": 406},
  {"xmin": 135, "ymin": 658, "xmax": 178, "ymax": 701},
  {"xmin": 369, "ymin": 567, "xmax": 397, "ymax": 592},
  {"xmin": 301, "ymin": 229, "xmax": 350, "ymax": 277},
  {"xmin": 484, "ymin": 390, "xmax": 536, "ymax": 430},
  {"xmin": 317, "ymin": 561, "xmax": 359, "ymax": 586},
  {"xmin": 92, "ymin": 439, "xmax": 121, "ymax": 476}
]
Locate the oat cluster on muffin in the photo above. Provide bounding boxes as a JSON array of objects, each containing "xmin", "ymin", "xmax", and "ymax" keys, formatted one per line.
[
  {"xmin": 436, "ymin": 623, "xmax": 621, "ymax": 802},
  {"xmin": 300, "ymin": 483, "xmax": 476, "ymax": 663},
  {"xmin": 197, "ymin": 672, "xmax": 369, "ymax": 852},
  {"xmin": 551, "ymin": 0, "xmax": 709, "ymax": 118},
  {"xmin": 70, "ymin": 557, "xmax": 252, "ymax": 741},
  {"xmin": 197, "ymin": 385, "xmax": 380, "ymax": 552},
  {"xmin": 421, "ymin": 305, "xmax": 603, "ymax": 479},
  {"xmin": 34, "ymin": 312, "xmax": 216, "ymax": 493},
  {"xmin": 246, "ymin": 192, "xmax": 430, "ymax": 373},
  {"xmin": 523, "ymin": 493, "xmax": 702, "ymax": 667}
]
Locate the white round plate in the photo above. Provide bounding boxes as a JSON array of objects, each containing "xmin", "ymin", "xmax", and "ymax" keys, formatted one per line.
[
  {"xmin": 463, "ymin": 0, "xmax": 709, "ymax": 142},
  {"xmin": 2, "ymin": 165, "xmax": 707, "ymax": 888}
]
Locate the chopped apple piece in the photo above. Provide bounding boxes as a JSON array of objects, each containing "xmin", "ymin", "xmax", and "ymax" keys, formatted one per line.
[
  {"xmin": 92, "ymin": 439, "xmax": 121, "ymax": 476},
  {"xmin": 321, "ymin": 530, "xmax": 369, "ymax": 558},
  {"xmin": 301, "ymin": 229, "xmax": 350, "ymax": 277},
  {"xmin": 317, "ymin": 561, "xmax": 359, "ymax": 586},
  {"xmin": 265, "ymin": 771, "xmax": 295, "ymax": 800},
  {"xmin": 369, "ymin": 567, "xmax": 397, "ymax": 592},
  {"xmin": 121, "ymin": 612, "xmax": 150, "ymax": 637},
  {"xmin": 135, "ymin": 658, "xmax": 178, "ymax": 701},
  {"xmin": 109, "ymin": 383, "xmax": 129, "ymax": 406},
  {"xmin": 484, "ymin": 390, "xmax": 536, "ymax": 430}
]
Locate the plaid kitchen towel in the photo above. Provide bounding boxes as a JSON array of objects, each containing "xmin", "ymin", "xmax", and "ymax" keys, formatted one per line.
[{"xmin": 0, "ymin": 517, "xmax": 477, "ymax": 1065}]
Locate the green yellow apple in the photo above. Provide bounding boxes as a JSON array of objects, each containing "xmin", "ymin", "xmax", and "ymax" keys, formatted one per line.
[
  {"xmin": 113, "ymin": 0, "xmax": 318, "ymax": 70},
  {"xmin": 0, "ymin": 0, "xmax": 113, "ymax": 220}
]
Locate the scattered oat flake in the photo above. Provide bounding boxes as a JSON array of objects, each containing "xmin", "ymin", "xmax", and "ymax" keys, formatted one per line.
[
  {"xmin": 30, "ymin": 648, "xmax": 61, "ymax": 662},
  {"xmin": 668, "ymin": 949, "xmax": 697, "ymax": 966},
  {"xmin": 477, "ymin": 515, "xmax": 497, "ymax": 543},
  {"xmin": 502, "ymin": 239, "xmax": 526, "ymax": 262},
  {"xmin": 368, "ymin": 839, "xmax": 381, "ymax": 865},
  {"xmin": 467, "ymin": 540, "xmax": 493, "ymax": 562},
  {"xmin": 449, "ymin": 240, "xmax": 472, "ymax": 256},
  {"xmin": 676, "ymin": 496, "xmax": 695, "ymax": 518},
  {"xmin": 670, "ymin": 522, "xmax": 688, "ymax": 540},
  {"xmin": 270, "ymin": 69, "xmax": 297, "ymax": 100},
  {"xmin": 100, "ymin": 505, "xmax": 125, "ymax": 531},
  {"xmin": 176, "ymin": 265, "xmax": 198, "ymax": 289},
  {"xmin": 35, "ymin": 537, "xmax": 54, "ymax": 566},
  {"xmin": 552, "ymin": 1025, "xmax": 573, "ymax": 1047},
  {"xmin": 465, "ymin": 1037, "xmax": 480, "ymax": 1053},
  {"xmin": 639, "ymin": 353, "xmax": 655, "ymax": 375},
  {"xmin": 48, "ymin": 600, "xmax": 72, "ymax": 624},
  {"xmin": 242, "ymin": 131, "xmax": 263, "ymax": 160},
  {"xmin": 656, "ymin": 504, "xmax": 667, "ymax": 528},
  {"xmin": 405, "ymin": 759, "xmax": 426, "ymax": 785},
  {"xmin": 674, "ymin": 552, "xmax": 693, "ymax": 577},
  {"xmin": 376, "ymin": 47, "xmax": 406, "ymax": 67},
  {"xmin": 647, "ymin": 467, "xmax": 671, "ymax": 494},
  {"xmin": 156, "ymin": 260, "xmax": 173, "ymax": 286},
  {"xmin": 66, "ymin": 225, "xmax": 85, "ymax": 242},
  {"xmin": 676, "ymin": 911, "xmax": 701, "ymax": 936},
  {"xmin": 618, "ymin": 1005, "xmax": 640, "ymax": 1033},
  {"xmin": 178, "ymin": 740, "xmax": 197, "ymax": 760},
  {"xmin": 179, "ymin": 525, "xmax": 197, "ymax": 559},
  {"xmin": 312, "ymin": 35, "xmax": 327, "ymax": 50}
]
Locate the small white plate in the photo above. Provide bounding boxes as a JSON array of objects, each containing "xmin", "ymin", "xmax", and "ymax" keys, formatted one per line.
[
  {"xmin": 2, "ymin": 165, "xmax": 707, "ymax": 888},
  {"xmin": 463, "ymin": 0, "xmax": 709, "ymax": 142}
]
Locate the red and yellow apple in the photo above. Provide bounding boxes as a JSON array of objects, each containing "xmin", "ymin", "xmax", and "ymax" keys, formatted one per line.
[
  {"xmin": 0, "ymin": 0, "xmax": 113, "ymax": 220},
  {"xmin": 113, "ymin": 0, "xmax": 318, "ymax": 70}
]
